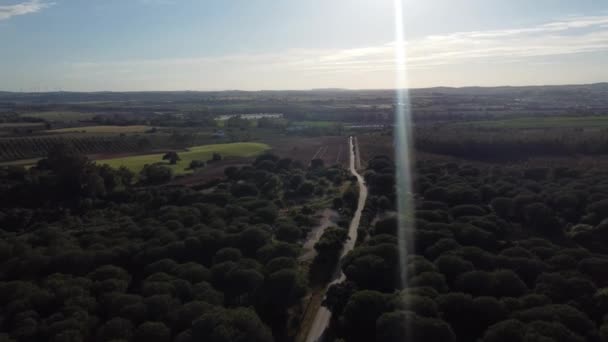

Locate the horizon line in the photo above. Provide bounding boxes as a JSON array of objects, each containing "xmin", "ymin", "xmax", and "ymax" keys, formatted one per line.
[{"xmin": 1, "ymin": 81, "xmax": 607, "ymax": 94}]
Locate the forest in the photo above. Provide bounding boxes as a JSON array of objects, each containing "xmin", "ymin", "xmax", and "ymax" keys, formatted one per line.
[
  {"xmin": 4, "ymin": 136, "xmax": 608, "ymax": 342},
  {"xmin": 321, "ymin": 155, "xmax": 608, "ymax": 342},
  {"xmin": 0, "ymin": 145, "xmax": 352, "ymax": 342}
]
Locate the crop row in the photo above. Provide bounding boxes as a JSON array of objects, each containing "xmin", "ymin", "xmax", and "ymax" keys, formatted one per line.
[{"xmin": 0, "ymin": 136, "xmax": 162, "ymax": 162}]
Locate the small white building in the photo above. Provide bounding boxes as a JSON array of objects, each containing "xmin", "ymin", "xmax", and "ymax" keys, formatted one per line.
[
  {"xmin": 215, "ymin": 113, "xmax": 284, "ymax": 121},
  {"xmin": 212, "ymin": 130, "xmax": 225, "ymax": 138}
]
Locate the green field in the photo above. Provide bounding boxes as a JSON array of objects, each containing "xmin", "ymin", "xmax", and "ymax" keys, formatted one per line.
[
  {"xmin": 46, "ymin": 125, "xmax": 151, "ymax": 134},
  {"xmin": 99, "ymin": 142, "xmax": 270, "ymax": 174},
  {"xmin": 21, "ymin": 111, "xmax": 96, "ymax": 121},
  {"xmin": 462, "ymin": 116, "xmax": 608, "ymax": 129}
]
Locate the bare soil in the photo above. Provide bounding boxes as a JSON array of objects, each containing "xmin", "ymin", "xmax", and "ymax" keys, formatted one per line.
[{"xmin": 262, "ymin": 135, "xmax": 349, "ymax": 168}]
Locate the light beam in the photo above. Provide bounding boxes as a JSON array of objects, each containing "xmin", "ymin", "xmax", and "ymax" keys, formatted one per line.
[{"xmin": 393, "ymin": 0, "xmax": 415, "ymax": 290}]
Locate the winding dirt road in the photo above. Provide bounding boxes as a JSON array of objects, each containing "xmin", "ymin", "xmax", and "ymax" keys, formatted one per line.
[{"xmin": 305, "ymin": 136, "xmax": 368, "ymax": 342}]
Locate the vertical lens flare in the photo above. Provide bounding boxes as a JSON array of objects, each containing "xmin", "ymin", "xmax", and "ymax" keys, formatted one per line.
[{"xmin": 393, "ymin": 0, "xmax": 415, "ymax": 290}]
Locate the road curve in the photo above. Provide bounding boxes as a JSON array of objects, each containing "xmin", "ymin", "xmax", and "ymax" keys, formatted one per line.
[{"xmin": 305, "ymin": 136, "xmax": 368, "ymax": 342}]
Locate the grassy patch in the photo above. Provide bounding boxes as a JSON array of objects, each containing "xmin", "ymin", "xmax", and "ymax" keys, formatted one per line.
[
  {"xmin": 46, "ymin": 125, "xmax": 152, "ymax": 134},
  {"xmin": 460, "ymin": 116, "xmax": 608, "ymax": 129},
  {"xmin": 99, "ymin": 142, "xmax": 270, "ymax": 174}
]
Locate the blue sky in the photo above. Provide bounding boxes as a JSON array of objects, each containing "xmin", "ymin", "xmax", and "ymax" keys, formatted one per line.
[{"xmin": 2, "ymin": 0, "xmax": 608, "ymax": 91}]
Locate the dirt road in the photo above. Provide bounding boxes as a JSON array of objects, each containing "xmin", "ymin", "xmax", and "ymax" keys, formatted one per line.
[{"xmin": 305, "ymin": 136, "xmax": 368, "ymax": 342}]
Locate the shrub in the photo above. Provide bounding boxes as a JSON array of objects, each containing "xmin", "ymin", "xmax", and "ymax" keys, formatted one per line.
[{"xmin": 139, "ymin": 164, "xmax": 172, "ymax": 185}]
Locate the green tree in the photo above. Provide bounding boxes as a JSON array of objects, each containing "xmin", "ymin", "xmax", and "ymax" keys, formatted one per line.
[
  {"xmin": 482, "ymin": 319, "xmax": 525, "ymax": 342},
  {"xmin": 341, "ymin": 290, "xmax": 394, "ymax": 342},
  {"xmin": 134, "ymin": 322, "xmax": 170, "ymax": 342},
  {"xmin": 97, "ymin": 318, "xmax": 134, "ymax": 342},
  {"xmin": 191, "ymin": 307, "xmax": 273, "ymax": 342},
  {"xmin": 162, "ymin": 151, "xmax": 180, "ymax": 165},
  {"xmin": 139, "ymin": 164, "xmax": 173, "ymax": 185},
  {"xmin": 376, "ymin": 311, "xmax": 456, "ymax": 342}
]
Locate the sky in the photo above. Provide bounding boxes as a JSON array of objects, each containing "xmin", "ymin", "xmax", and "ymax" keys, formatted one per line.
[{"xmin": 1, "ymin": 0, "xmax": 608, "ymax": 91}]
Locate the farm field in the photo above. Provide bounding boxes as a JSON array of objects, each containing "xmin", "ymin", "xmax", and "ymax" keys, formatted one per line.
[
  {"xmin": 264, "ymin": 135, "xmax": 349, "ymax": 167},
  {"xmin": 214, "ymin": 120, "xmax": 257, "ymax": 128},
  {"xmin": 458, "ymin": 115, "xmax": 608, "ymax": 129},
  {"xmin": 291, "ymin": 120, "xmax": 339, "ymax": 128},
  {"xmin": 21, "ymin": 111, "xmax": 96, "ymax": 121},
  {"xmin": 357, "ymin": 133, "xmax": 393, "ymax": 164},
  {"xmin": 45, "ymin": 125, "xmax": 152, "ymax": 134},
  {"xmin": 0, "ymin": 157, "xmax": 39, "ymax": 167},
  {"xmin": 99, "ymin": 142, "xmax": 270, "ymax": 174},
  {"xmin": 0, "ymin": 122, "xmax": 46, "ymax": 129}
]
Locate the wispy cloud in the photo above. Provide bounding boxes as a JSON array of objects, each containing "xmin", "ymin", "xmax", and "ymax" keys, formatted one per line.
[
  {"xmin": 67, "ymin": 14, "xmax": 608, "ymax": 89},
  {"xmin": 310, "ymin": 15, "xmax": 608, "ymax": 73},
  {"xmin": 0, "ymin": 0, "xmax": 53, "ymax": 21},
  {"xmin": 137, "ymin": 0, "xmax": 175, "ymax": 5}
]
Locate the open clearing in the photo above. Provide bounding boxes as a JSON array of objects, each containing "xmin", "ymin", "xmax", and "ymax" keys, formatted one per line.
[
  {"xmin": 46, "ymin": 125, "xmax": 151, "ymax": 134},
  {"xmin": 98, "ymin": 142, "xmax": 270, "ymax": 174},
  {"xmin": 459, "ymin": 116, "xmax": 608, "ymax": 129}
]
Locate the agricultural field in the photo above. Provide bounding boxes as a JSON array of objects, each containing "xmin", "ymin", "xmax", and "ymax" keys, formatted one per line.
[
  {"xmin": 458, "ymin": 115, "xmax": 608, "ymax": 129},
  {"xmin": 45, "ymin": 125, "xmax": 152, "ymax": 134},
  {"xmin": 264, "ymin": 136, "xmax": 349, "ymax": 167},
  {"xmin": 21, "ymin": 111, "xmax": 96, "ymax": 121},
  {"xmin": 0, "ymin": 122, "xmax": 46, "ymax": 130},
  {"xmin": 214, "ymin": 119, "xmax": 257, "ymax": 128},
  {"xmin": 357, "ymin": 133, "xmax": 393, "ymax": 163},
  {"xmin": 0, "ymin": 157, "xmax": 39, "ymax": 167},
  {"xmin": 0, "ymin": 135, "xmax": 154, "ymax": 162},
  {"xmin": 99, "ymin": 142, "xmax": 270, "ymax": 174},
  {"xmin": 290, "ymin": 120, "xmax": 340, "ymax": 128}
]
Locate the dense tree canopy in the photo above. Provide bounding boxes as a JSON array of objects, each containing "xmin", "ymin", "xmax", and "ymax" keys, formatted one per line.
[
  {"xmin": 0, "ymin": 151, "xmax": 351, "ymax": 341},
  {"xmin": 324, "ymin": 157, "xmax": 608, "ymax": 342}
]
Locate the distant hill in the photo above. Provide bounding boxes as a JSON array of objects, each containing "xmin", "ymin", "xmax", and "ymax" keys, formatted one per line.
[{"xmin": 1, "ymin": 83, "xmax": 607, "ymax": 105}]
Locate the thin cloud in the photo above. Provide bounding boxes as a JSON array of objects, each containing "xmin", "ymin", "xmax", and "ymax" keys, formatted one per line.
[
  {"xmin": 0, "ymin": 0, "xmax": 53, "ymax": 21},
  {"xmin": 70, "ymin": 14, "xmax": 608, "ymax": 79},
  {"xmin": 137, "ymin": 0, "xmax": 175, "ymax": 5},
  {"xmin": 314, "ymin": 15, "xmax": 608, "ymax": 72}
]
